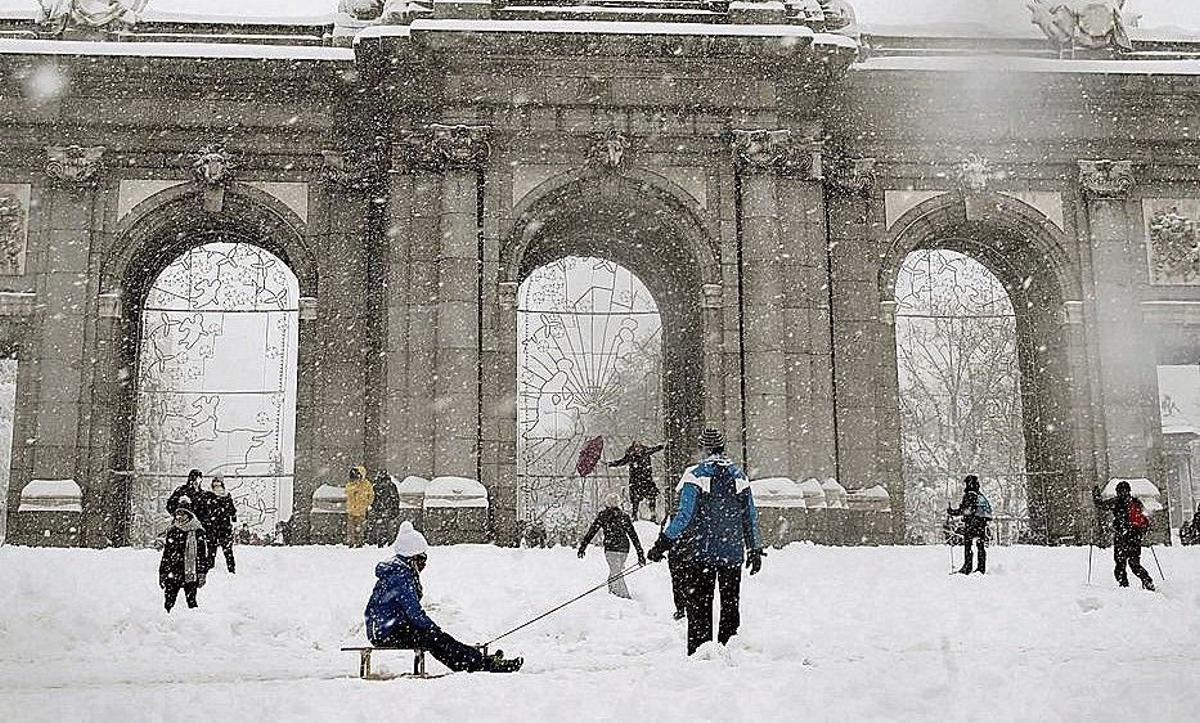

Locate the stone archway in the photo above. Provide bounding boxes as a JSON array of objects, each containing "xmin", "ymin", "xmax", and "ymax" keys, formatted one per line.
[
  {"xmin": 489, "ymin": 171, "xmax": 722, "ymax": 543},
  {"xmin": 880, "ymin": 191, "xmax": 1087, "ymax": 543},
  {"xmin": 95, "ymin": 184, "xmax": 318, "ymax": 545}
]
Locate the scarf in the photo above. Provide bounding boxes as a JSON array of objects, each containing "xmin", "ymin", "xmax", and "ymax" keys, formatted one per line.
[{"xmin": 173, "ymin": 511, "xmax": 205, "ymax": 582}]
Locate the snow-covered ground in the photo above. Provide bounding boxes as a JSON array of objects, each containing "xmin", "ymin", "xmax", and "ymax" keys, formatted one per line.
[{"xmin": 1, "ymin": 531, "xmax": 1198, "ymax": 722}]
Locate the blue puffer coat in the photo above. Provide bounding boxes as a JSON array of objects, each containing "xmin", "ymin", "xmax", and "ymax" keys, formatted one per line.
[
  {"xmin": 364, "ymin": 557, "xmax": 436, "ymax": 645},
  {"xmin": 664, "ymin": 454, "xmax": 762, "ymax": 566}
]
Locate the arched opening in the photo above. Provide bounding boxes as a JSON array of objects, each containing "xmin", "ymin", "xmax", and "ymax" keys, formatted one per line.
[
  {"xmin": 883, "ymin": 193, "xmax": 1081, "ymax": 544},
  {"xmin": 496, "ymin": 173, "xmax": 718, "ymax": 544},
  {"xmin": 127, "ymin": 241, "xmax": 300, "ymax": 545},
  {"xmin": 517, "ymin": 256, "xmax": 663, "ymax": 537},
  {"xmin": 895, "ymin": 249, "xmax": 1027, "ymax": 544}
]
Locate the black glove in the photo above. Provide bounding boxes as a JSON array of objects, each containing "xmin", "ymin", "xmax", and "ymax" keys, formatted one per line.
[
  {"xmin": 745, "ymin": 548, "xmax": 765, "ymax": 575},
  {"xmin": 577, "ymin": 548, "xmax": 586, "ymax": 559},
  {"xmin": 647, "ymin": 533, "xmax": 673, "ymax": 563}
]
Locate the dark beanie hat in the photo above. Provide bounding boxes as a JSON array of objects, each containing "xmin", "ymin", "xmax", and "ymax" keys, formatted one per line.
[{"xmin": 698, "ymin": 428, "xmax": 725, "ymax": 450}]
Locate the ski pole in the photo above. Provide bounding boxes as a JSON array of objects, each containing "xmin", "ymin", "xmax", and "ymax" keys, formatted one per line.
[
  {"xmin": 1148, "ymin": 545, "xmax": 1166, "ymax": 580},
  {"xmin": 1086, "ymin": 543, "xmax": 1093, "ymax": 584},
  {"xmin": 484, "ymin": 562, "xmax": 646, "ymax": 646}
]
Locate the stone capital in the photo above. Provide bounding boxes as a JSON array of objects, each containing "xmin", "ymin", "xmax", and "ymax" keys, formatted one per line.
[
  {"xmin": 1078, "ymin": 159, "xmax": 1135, "ymax": 198},
  {"xmin": 827, "ymin": 156, "xmax": 877, "ymax": 196},
  {"xmin": 702, "ymin": 283, "xmax": 723, "ymax": 309},
  {"xmin": 319, "ymin": 149, "xmax": 376, "ymax": 189},
  {"xmin": 400, "ymin": 123, "xmax": 491, "ymax": 171},
  {"xmin": 731, "ymin": 128, "xmax": 823, "ymax": 179},
  {"xmin": 45, "ymin": 145, "xmax": 105, "ymax": 184},
  {"xmin": 497, "ymin": 281, "xmax": 519, "ymax": 310}
]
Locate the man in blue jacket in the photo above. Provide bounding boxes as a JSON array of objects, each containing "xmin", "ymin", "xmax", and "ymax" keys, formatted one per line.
[
  {"xmin": 648, "ymin": 428, "xmax": 764, "ymax": 655},
  {"xmin": 364, "ymin": 521, "xmax": 523, "ymax": 673}
]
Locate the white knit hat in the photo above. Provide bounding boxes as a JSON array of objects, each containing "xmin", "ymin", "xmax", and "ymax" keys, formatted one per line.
[{"xmin": 392, "ymin": 521, "xmax": 429, "ymax": 558}]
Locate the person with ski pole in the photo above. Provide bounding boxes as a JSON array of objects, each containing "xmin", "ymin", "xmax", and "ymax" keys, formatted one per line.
[
  {"xmin": 946, "ymin": 475, "xmax": 992, "ymax": 575},
  {"xmin": 364, "ymin": 521, "xmax": 523, "ymax": 673},
  {"xmin": 1092, "ymin": 481, "xmax": 1155, "ymax": 591},
  {"xmin": 647, "ymin": 428, "xmax": 764, "ymax": 655}
]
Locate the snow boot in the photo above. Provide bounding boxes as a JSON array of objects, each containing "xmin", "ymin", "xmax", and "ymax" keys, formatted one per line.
[{"xmin": 484, "ymin": 651, "xmax": 523, "ymax": 673}]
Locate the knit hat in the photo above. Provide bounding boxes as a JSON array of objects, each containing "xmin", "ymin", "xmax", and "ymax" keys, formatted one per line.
[
  {"xmin": 698, "ymin": 428, "xmax": 725, "ymax": 450},
  {"xmin": 393, "ymin": 521, "xmax": 429, "ymax": 558},
  {"xmin": 176, "ymin": 495, "xmax": 194, "ymax": 513},
  {"xmin": 603, "ymin": 492, "xmax": 621, "ymax": 509}
]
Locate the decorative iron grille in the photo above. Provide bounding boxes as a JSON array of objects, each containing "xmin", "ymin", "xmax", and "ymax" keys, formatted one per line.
[
  {"xmin": 894, "ymin": 249, "xmax": 1029, "ymax": 544},
  {"xmin": 128, "ymin": 242, "xmax": 299, "ymax": 545},
  {"xmin": 517, "ymin": 256, "xmax": 663, "ymax": 538}
]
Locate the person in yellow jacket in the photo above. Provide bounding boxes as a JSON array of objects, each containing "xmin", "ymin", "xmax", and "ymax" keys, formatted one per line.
[{"xmin": 345, "ymin": 466, "xmax": 375, "ymax": 548}]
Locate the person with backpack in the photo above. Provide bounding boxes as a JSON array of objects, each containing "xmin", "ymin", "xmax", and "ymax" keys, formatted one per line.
[
  {"xmin": 577, "ymin": 494, "xmax": 645, "ymax": 599},
  {"xmin": 647, "ymin": 428, "xmax": 764, "ymax": 656},
  {"xmin": 1093, "ymin": 481, "xmax": 1156, "ymax": 590},
  {"xmin": 946, "ymin": 475, "xmax": 992, "ymax": 575}
]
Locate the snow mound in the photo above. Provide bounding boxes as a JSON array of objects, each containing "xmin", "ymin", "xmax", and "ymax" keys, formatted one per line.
[
  {"xmin": 424, "ymin": 476, "xmax": 488, "ymax": 509},
  {"xmin": 820, "ymin": 478, "xmax": 848, "ymax": 509},
  {"xmin": 18, "ymin": 479, "xmax": 82, "ymax": 512},
  {"xmin": 797, "ymin": 477, "xmax": 828, "ymax": 509},
  {"xmin": 749, "ymin": 477, "xmax": 806, "ymax": 508}
]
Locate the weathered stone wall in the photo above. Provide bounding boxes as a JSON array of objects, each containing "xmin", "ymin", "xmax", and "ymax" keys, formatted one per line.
[{"xmin": 1, "ymin": 27, "xmax": 1197, "ymax": 546}]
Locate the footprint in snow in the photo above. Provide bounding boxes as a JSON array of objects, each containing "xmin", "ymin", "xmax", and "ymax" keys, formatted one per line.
[{"xmin": 1076, "ymin": 596, "xmax": 1102, "ymax": 613}]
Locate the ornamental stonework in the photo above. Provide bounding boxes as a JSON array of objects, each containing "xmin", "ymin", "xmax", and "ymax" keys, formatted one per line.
[
  {"xmin": 1143, "ymin": 199, "xmax": 1200, "ymax": 286},
  {"xmin": 1078, "ymin": 159, "xmax": 1135, "ymax": 197},
  {"xmin": 731, "ymin": 128, "xmax": 823, "ymax": 179},
  {"xmin": 400, "ymin": 124, "xmax": 491, "ymax": 171},
  {"xmin": 0, "ymin": 184, "xmax": 31, "ymax": 276},
  {"xmin": 45, "ymin": 145, "xmax": 105, "ymax": 184}
]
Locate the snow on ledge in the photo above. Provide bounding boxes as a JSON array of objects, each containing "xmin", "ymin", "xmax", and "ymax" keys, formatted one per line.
[
  {"xmin": 424, "ymin": 476, "xmax": 489, "ymax": 509},
  {"xmin": 358, "ymin": 19, "xmax": 857, "ymax": 50},
  {"xmin": 0, "ymin": 38, "xmax": 354, "ymax": 61},
  {"xmin": 18, "ymin": 479, "xmax": 82, "ymax": 513},
  {"xmin": 856, "ymin": 54, "xmax": 1200, "ymax": 76}
]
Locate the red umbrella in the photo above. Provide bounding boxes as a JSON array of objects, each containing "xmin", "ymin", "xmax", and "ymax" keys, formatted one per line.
[{"xmin": 575, "ymin": 436, "xmax": 605, "ymax": 477}]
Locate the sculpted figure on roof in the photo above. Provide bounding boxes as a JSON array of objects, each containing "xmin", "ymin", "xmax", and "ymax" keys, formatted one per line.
[
  {"xmin": 37, "ymin": 0, "xmax": 148, "ymax": 35},
  {"xmin": 1026, "ymin": 0, "xmax": 1132, "ymax": 51},
  {"xmin": 338, "ymin": 0, "xmax": 430, "ymax": 25}
]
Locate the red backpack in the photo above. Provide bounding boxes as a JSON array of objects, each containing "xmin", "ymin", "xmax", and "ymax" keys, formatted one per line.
[{"xmin": 1128, "ymin": 499, "xmax": 1150, "ymax": 532}]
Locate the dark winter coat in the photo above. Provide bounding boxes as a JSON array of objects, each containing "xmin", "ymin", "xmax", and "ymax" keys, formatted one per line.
[
  {"xmin": 365, "ymin": 557, "xmax": 436, "ymax": 645},
  {"xmin": 201, "ymin": 491, "xmax": 237, "ymax": 537},
  {"xmin": 369, "ymin": 477, "xmax": 400, "ymax": 520},
  {"xmin": 1181, "ymin": 516, "xmax": 1200, "ymax": 546},
  {"xmin": 1096, "ymin": 493, "xmax": 1148, "ymax": 544},
  {"xmin": 159, "ymin": 511, "xmax": 211, "ymax": 588},
  {"xmin": 952, "ymin": 490, "xmax": 988, "ymax": 536},
  {"xmin": 664, "ymin": 454, "xmax": 762, "ymax": 566},
  {"xmin": 166, "ymin": 482, "xmax": 205, "ymax": 517},
  {"xmin": 609, "ymin": 443, "xmax": 664, "ymax": 496},
  {"xmin": 579, "ymin": 507, "xmax": 644, "ymax": 557}
]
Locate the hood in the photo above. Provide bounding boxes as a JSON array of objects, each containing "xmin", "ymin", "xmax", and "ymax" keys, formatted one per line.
[
  {"xmin": 172, "ymin": 509, "xmax": 204, "ymax": 532},
  {"xmin": 375, "ymin": 556, "xmax": 417, "ymax": 580}
]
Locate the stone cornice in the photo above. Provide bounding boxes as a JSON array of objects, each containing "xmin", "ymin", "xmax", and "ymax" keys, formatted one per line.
[{"xmin": 1078, "ymin": 159, "xmax": 1135, "ymax": 198}]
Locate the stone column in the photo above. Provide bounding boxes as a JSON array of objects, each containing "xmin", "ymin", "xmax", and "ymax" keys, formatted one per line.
[
  {"xmin": 1078, "ymin": 160, "xmax": 1160, "ymax": 483},
  {"xmin": 21, "ymin": 147, "xmax": 106, "ymax": 542},
  {"xmin": 825, "ymin": 158, "xmax": 886, "ymax": 492},
  {"xmin": 732, "ymin": 129, "xmax": 836, "ymax": 480},
  {"xmin": 386, "ymin": 125, "xmax": 489, "ymax": 483}
]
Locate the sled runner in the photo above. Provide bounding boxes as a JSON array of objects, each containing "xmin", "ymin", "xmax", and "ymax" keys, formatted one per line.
[{"xmin": 342, "ymin": 646, "xmax": 443, "ymax": 680}]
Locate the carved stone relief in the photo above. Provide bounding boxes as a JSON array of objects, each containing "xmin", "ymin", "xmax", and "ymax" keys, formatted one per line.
[
  {"xmin": 0, "ymin": 184, "xmax": 31, "ymax": 276},
  {"xmin": 1143, "ymin": 198, "xmax": 1200, "ymax": 286}
]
